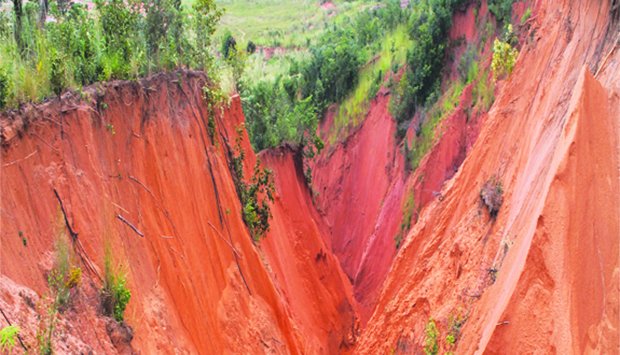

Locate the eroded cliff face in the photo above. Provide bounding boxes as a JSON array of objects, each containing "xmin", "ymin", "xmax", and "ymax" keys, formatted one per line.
[
  {"xmin": 1, "ymin": 0, "xmax": 618, "ymax": 353},
  {"xmin": 357, "ymin": 0, "xmax": 619, "ymax": 353},
  {"xmin": 0, "ymin": 72, "xmax": 356, "ymax": 354}
]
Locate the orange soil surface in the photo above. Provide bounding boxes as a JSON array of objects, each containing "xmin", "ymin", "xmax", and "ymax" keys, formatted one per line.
[
  {"xmin": 1, "ymin": 0, "xmax": 618, "ymax": 353},
  {"xmin": 0, "ymin": 73, "xmax": 354, "ymax": 353},
  {"xmin": 357, "ymin": 0, "xmax": 619, "ymax": 353},
  {"xmin": 311, "ymin": 92, "xmax": 405, "ymax": 321}
]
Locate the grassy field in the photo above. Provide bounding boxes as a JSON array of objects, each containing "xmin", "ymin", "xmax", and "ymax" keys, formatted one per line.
[
  {"xmin": 216, "ymin": 0, "xmax": 326, "ymax": 48},
  {"xmin": 210, "ymin": 0, "xmax": 378, "ymax": 48}
]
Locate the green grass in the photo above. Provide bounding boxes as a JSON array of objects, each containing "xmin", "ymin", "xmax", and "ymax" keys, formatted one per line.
[
  {"xmin": 215, "ymin": 0, "xmax": 325, "ymax": 48},
  {"xmin": 242, "ymin": 49, "xmax": 311, "ymax": 84},
  {"xmin": 211, "ymin": 0, "xmax": 378, "ymax": 49},
  {"xmin": 407, "ymin": 80, "xmax": 464, "ymax": 171},
  {"xmin": 330, "ymin": 24, "xmax": 411, "ymax": 143}
]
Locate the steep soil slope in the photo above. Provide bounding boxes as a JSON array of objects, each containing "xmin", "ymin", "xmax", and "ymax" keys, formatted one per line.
[
  {"xmin": 356, "ymin": 0, "xmax": 619, "ymax": 353},
  {"xmin": 311, "ymin": 92, "xmax": 405, "ymax": 321},
  {"xmin": 0, "ymin": 72, "xmax": 355, "ymax": 354}
]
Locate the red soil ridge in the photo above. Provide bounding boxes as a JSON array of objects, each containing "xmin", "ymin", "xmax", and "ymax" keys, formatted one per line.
[
  {"xmin": 0, "ymin": 72, "xmax": 355, "ymax": 353},
  {"xmin": 1, "ymin": 0, "xmax": 618, "ymax": 353}
]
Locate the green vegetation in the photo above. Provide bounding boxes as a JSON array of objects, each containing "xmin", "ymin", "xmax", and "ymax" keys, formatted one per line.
[
  {"xmin": 0, "ymin": 0, "xmax": 222, "ymax": 108},
  {"xmin": 488, "ymin": 0, "xmax": 515, "ymax": 24},
  {"xmin": 230, "ymin": 127, "xmax": 275, "ymax": 241},
  {"xmin": 0, "ymin": 325, "xmax": 20, "ymax": 353},
  {"xmin": 424, "ymin": 319, "xmax": 439, "ymax": 355},
  {"xmin": 390, "ymin": 0, "xmax": 469, "ymax": 125},
  {"xmin": 331, "ymin": 24, "xmax": 412, "ymax": 142},
  {"xmin": 242, "ymin": 0, "xmax": 405, "ymax": 151},
  {"xmin": 216, "ymin": 0, "xmax": 331, "ymax": 48},
  {"xmin": 48, "ymin": 226, "xmax": 82, "ymax": 310},
  {"xmin": 394, "ymin": 192, "xmax": 416, "ymax": 249},
  {"xmin": 404, "ymin": 81, "xmax": 464, "ymax": 171},
  {"xmin": 445, "ymin": 312, "xmax": 466, "ymax": 351},
  {"xmin": 492, "ymin": 25, "xmax": 519, "ymax": 80},
  {"xmin": 520, "ymin": 6, "xmax": 532, "ymax": 25},
  {"xmin": 101, "ymin": 245, "xmax": 131, "ymax": 322}
]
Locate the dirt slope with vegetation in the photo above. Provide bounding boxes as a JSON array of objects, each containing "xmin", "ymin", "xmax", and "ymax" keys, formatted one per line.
[
  {"xmin": 0, "ymin": 72, "xmax": 356, "ymax": 353},
  {"xmin": 356, "ymin": 0, "xmax": 619, "ymax": 353},
  {"xmin": 0, "ymin": 0, "xmax": 618, "ymax": 353}
]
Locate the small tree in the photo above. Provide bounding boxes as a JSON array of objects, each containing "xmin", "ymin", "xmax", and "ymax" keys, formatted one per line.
[
  {"xmin": 492, "ymin": 26, "xmax": 518, "ymax": 80},
  {"xmin": 192, "ymin": 0, "xmax": 223, "ymax": 70}
]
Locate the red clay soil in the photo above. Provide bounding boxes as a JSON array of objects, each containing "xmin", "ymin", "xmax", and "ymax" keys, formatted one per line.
[
  {"xmin": 356, "ymin": 0, "xmax": 619, "ymax": 353},
  {"xmin": 259, "ymin": 147, "xmax": 359, "ymax": 353},
  {"xmin": 310, "ymin": 2, "xmax": 491, "ymax": 321},
  {"xmin": 1, "ymin": 0, "xmax": 618, "ymax": 353},
  {"xmin": 310, "ymin": 92, "xmax": 405, "ymax": 322},
  {"xmin": 0, "ymin": 72, "xmax": 354, "ymax": 353}
]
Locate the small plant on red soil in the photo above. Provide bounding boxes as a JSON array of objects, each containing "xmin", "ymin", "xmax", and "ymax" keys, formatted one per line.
[
  {"xmin": 445, "ymin": 312, "xmax": 467, "ymax": 353},
  {"xmin": 101, "ymin": 245, "xmax": 131, "ymax": 322},
  {"xmin": 424, "ymin": 319, "xmax": 439, "ymax": 355},
  {"xmin": 230, "ymin": 126, "xmax": 275, "ymax": 241},
  {"xmin": 48, "ymin": 220, "xmax": 82, "ymax": 311},
  {"xmin": 0, "ymin": 325, "xmax": 20, "ymax": 353},
  {"xmin": 480, "ymin": 175, "xmax": 504, "ymax": 219},
  {"xmin": 492, "ymin": 25, "xmax": 519, "ymax": 80}
]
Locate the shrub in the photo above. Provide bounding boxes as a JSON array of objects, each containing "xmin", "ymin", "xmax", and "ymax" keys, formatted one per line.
[
  {"xmin": 230, "ymin": 129, "xmax": 275, "ymax": 241},
  {"xmin": 221, "ymin": 30, "xmax": 237, "ymax": 59},
  {"xmin": 246, "ymin": 40, "xmax": 256, "ymax": 54},
  {"xmin": 492, "ymin": 37, "xmax": 518, "ymax": 80},
  {"xmin": 101, "ymin": 246, "xmax": 131, "ymax": 322},
  {"xmin": 424, "ymin": 319, "xmax": 439, "ymax": 355},
  {"xmin": 0, "ymin": 325, "xmax": 20, "ymax": 352},
  {"xmin": 394, "ymin": 193, "xmax": 416, "ymax": 249},
  {"xmin": 480, "ymin": 175, "xmax": 503, "ymax": 218},
  {"xmin": 0, "ymin": 69, "xmax": 8, "ymax": 109},
  {"xmin": 488, "ymin": 0, "xmax": 514, "ymax": 24},
  {"xmin": 48, "ymin": 230, "xmax": 81, "ymax": 310},
  {"xmin": 391, "ymin": 0, "xmax": 467, "ymax": 123}
]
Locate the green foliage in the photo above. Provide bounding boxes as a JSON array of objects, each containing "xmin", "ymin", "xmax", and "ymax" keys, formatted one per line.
[
  {"xmin": 191, "ymin": 0, "xmax": 223, "ymax": 70},
  {"xmin": 331, "ymin": 25, "xmax": 411, "ymax": 142},
  {"xmin": 0, "ymin": 69, "xmax": 8, "ymax": 109},
  {"xmin": 221, "ymin": 30, "xmax": 237, "ymax": 59},
  {"xmin": 48, "ymin": 229, "xmax": 81, "ymax": 310},
  {"xmin": 0, "ymin": 0, "xmax": 222, "ymax": 108},
  {"xmin": 394, "ymin": 192, "xmax": 416, "ymax": 249},
  {"xmin": 230, "ymin": 127, "xmax": 275, "ymax": 241},
  {"xmin": 520, "ymin": 7, "xmax": 532, "ymax": 25},
  {"xmin": 445, "ymin": 312, "xmax": 466, "ymax": 350},
  {"xmin": 242, "ymin": 0, "xmax": 406, "ymax": 150},
  {"xmin": 391, "ymin": 0, "xmax": 468, "ymax": 124},
  {"xmin": 0, "ymin": 325, "xmax": 20, "ymax": 352},
  {"xmin": 203, "ymin": 83, "xmax": 227, "ymax": 139},
  {"xmin": 405, "ymin": 81, "xmax": 463, "ymax": 172},
  {"xmin": 492, "ymin": 35, "xmax": 518, "ymax": 80},
  {"xmin": 101, "ymin": 246, "xmax": 131, "ymax": 322},
  {"xmin": 472, "ymin": 67, "xmax": 494, "ymax": 111},
  {"xmin": 488, "ymin": 0, "xmax": 514, "ymax": 24},
  {"xmin": 424, "ymin": 319, "xmax": 439, "ymax": 355}
]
